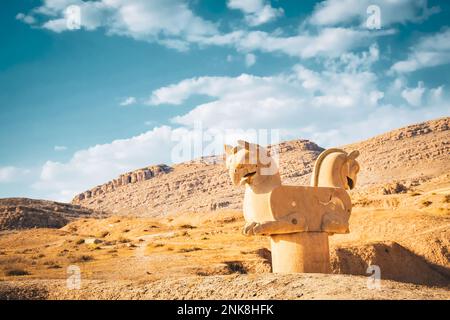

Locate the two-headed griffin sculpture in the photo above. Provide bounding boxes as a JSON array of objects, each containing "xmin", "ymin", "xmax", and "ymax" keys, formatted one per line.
[{"xmin": 224, "ymin": 140, "xmax": 360, "ymax": 273}]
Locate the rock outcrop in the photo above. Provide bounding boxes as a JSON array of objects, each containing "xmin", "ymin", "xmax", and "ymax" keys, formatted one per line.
[
  {"xmin": 0, "ymin": 198, "xmax": 103, "ymax": 230},
  {"xmin": 73, "ymin": 164, "xmax": 172, "ymax": 202}
]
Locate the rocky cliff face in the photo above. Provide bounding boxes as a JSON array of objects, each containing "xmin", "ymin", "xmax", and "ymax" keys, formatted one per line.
[
  {"xmin": 0, "ymin": 198, "xmax": 104, "ymax": 230},
  {"xmin": 342, "ymin": 116, "xmax": 450, "ymax": 188},
  {"xmin": 73, "ymin": 164, "xmax": 173, "ymax": 202},
  {"xmin": 71, "ymin": 117, "xmax": 450, "ymax": 217}
]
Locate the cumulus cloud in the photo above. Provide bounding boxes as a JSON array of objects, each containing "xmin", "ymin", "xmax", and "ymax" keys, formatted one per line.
[
  {"xmin": 16, "ymin": 13, "xmax": 36, "ymax": 25},
  {"xmin": 401, "ymin": 81, "xmax": 425, "ymax": 106},
  {"xmin": 19, "ymin": 0, "xmax": 395, "ymax": 59},
  {"xmin": 146, "ymin": 46, "xmax": 449, "ymax": 147},
  {"xmin": 33, "ymin": 126, "xmax": 179, "ymax": 200},
  {"xmin": 54, "ymin": 145, "xmax": 68, "ymax": 151},
  {"xmin": 148, "ymin": 47, "xmax": 386, "ymax": 135},
  {"xmin": 309, "ymin": 0, "xmax": 439, "ymax": 27},
  {"xmin": 429, "ymin": 86, "xmax": 444, "ymax": 103},
  {"xmin": 119, "ymin": 96, "xmax": 137, "ymax": 106},
  {"xmin": 245, "ymin": 53, "xmax": 256, "ymax": 67},
  {"xmin": 399, "ymin": 81, "xmax": 446, "ymax": 107},
  {"xmin": 0, "ymin": 167, "xmax": 30, "ymax": 184},
  {"xmin": 192, "ymin": 28, "xmax": 394, "ymax": 59},
  {"xmin": 20, "ymin": 0, "xmax": 218, "ymax": 50},
  {"xmin": 155, "ymin": 67, "xmax": 384, "ymax": 132},
  {"xmin": 227, "ymin": 0, "xmax": 284, "ymax": 26},
  {"xmin": 391, "ymin": 28, "xmax": 450, "ymax": 73}
]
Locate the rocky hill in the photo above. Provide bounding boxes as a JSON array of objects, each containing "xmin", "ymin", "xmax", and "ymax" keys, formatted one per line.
[
  {"xmin": 0, "ymin": 198, "xmax": 104, "ymax": 231},
  {"xmin": 342, "ymin": 116, "xmax": 449, "ymax": 187},
  {"xmin": 71, "ymin": 117, "xmax": 450, "ymax": 216}
]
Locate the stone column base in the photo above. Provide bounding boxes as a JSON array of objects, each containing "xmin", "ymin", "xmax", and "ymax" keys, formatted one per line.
[{"xmin": 270, "ymin": 232, "xmax": 331, "ymax": 273}]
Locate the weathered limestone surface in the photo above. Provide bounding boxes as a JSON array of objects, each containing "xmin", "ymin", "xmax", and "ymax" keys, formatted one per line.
[
  {"xmin": 73, "ymin": 164, "xmax": 173, "ymax": 203},
  {"xmin": 0, "ymin": 198, "xmax": 103, "ymax": 230}
]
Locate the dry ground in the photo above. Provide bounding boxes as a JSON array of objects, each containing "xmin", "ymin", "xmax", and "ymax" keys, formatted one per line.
[{"xmin": 0, "ymin": 174, "xmax": 449, "ymax": 299}]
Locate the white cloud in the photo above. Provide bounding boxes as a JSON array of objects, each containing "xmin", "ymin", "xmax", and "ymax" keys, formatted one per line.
[
  {"xmin": 119, "ymin": 96, "xmax": 137, "ymax": 106},
  {"xmin": 399, "ymin": 81, "xmax": 446, "ymax": 107},
  {"xmin": 0, "ymin": 167, "xmax": 30, "ymax": 184},
  {"xmin": 21, "ymin": 0, "xmax": 218, "ymax": 50},
  {"xmin": 429, "ymin": 86, "xmax": 444, "ymax": 104},
  {"xmin": 309, "ymin": 0, "xmax": 439, "ymax": 27},
  {"xmin": 149, "ymin": 53, "xmax": 385, "ymax": 134},
  {"xmin": 169, "ymin": 71, "xmax": 383, "ymax": 131},
  {"xmin": 20, "ymin": 1, "xmax": 395, "ymax": 59},
  {"xmin": 0, "ymin": 167, "xmax": 19, "ymax": 183},
  {"xmin": 54, "ymin": 145, "xmax": 68, "ymax": 151},
  {"xmin": 146, "ymin": 49, "xmax": 449, "ymax": 147},
  {"xmin": 16, "ymin": 13, "xmax": 36, "ymax": 24},
  {"xmin": 401, "ymin": 81, "xmax": 425, "ymax": 107},
  {"xmin": 227, "ymin": 0, "xmax": 284, "ymax": 26},
  {"xmin": 245, "ymin": 53, "xmax": 256, "ymax": 67},
  {"xmin": 42, "ymin": 19, "xmax": 68, "ymax": 33},
  {"xmin": 193, "ymin": 28, "xmax": 394, "ymax": 59},
  {"xmin": 391, "ymin": 28, "xmax": 450, "ymax": 73},
  {"xmin": 324, "ymin": 43, "xmax": 379, "ymax": 72},
  {"xmin": 33, "ymin": 126, "xmax": 180, "ymax": 200}
]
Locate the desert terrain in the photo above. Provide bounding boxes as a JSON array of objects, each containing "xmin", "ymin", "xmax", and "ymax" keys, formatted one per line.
[{"xmin": 0, "ymin": 117, "xmax": 449, "ymax": 300}]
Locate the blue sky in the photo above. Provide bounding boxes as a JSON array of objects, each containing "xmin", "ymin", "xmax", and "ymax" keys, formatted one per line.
[{"xmin": 0, "ymin": 0, "xmax": 449, "ymax": 201}]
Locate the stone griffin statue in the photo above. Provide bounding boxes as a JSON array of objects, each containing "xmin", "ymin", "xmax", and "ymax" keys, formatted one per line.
[{"xmin": 224, "ymin": 140, "xmax": 360, "ymax": 273}]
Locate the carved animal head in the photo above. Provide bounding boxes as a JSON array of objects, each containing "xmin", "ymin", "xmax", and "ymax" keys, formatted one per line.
[
  {"xmin": 341, "ymin": 150, "xmax": 360, "ymax": 190},
  {"xmin": 312, "ymin": 148, "xmax": 360, "ymax": 190},
  {"xmin": 224, "ymin": 140, "xmax": 278, "ymax": 187}
]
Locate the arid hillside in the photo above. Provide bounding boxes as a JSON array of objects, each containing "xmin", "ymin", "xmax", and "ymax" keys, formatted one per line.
[
  {"xmin": 72, "ymin": 117, "xmax": 450, "ymax": 216},
  {"xmin": 0, "ymin": 198, "xmax": 104, "ymax": 231}
]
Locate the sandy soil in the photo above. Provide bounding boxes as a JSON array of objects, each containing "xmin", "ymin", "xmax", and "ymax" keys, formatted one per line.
[{"xmin": 0, "ymin": 177, "xmax": 448, "ymax": 299}]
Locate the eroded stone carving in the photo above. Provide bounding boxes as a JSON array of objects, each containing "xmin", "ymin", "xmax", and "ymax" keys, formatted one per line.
[{"xmin": 225, "ymin": 140, "xmax": 360, "ymax": 273}]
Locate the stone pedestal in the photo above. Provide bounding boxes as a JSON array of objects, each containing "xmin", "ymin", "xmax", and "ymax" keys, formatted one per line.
[{"xmin": 270, "ymin": 232, "xmax": 331, "ymax": 273}]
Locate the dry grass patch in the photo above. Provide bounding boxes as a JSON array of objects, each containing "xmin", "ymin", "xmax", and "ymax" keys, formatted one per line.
[
  {"xmin": 4, "ymin": 268, "xmax": 30, "ymax": 276},
  {"xmin": 43, "ymin": 260, "xmax": 62, "ymax": 269},
  {"xmin": 422, "ymin": 200, "xmax": 433, "ymax": 207},
  {"xmin": 178, "ymin": 247, "xmax": 202, "ymax": 253},
  {"xmin": 69, "ymin": 255, "xmax": 94, "ymax": 263},
  {"xmin": 97, "ymin": 231, "xmax": 109, "ymax": 238},
  {"xmin": 179, "ymin": 224, "xmax": 196, "ymax": 229},
  {"xmin": 117, "ymin": 237, "xmax": 131, "ymax": 243},
  {"xmin": 224, "ymin": 261, "xmax": 247, "ymax": 274}
]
